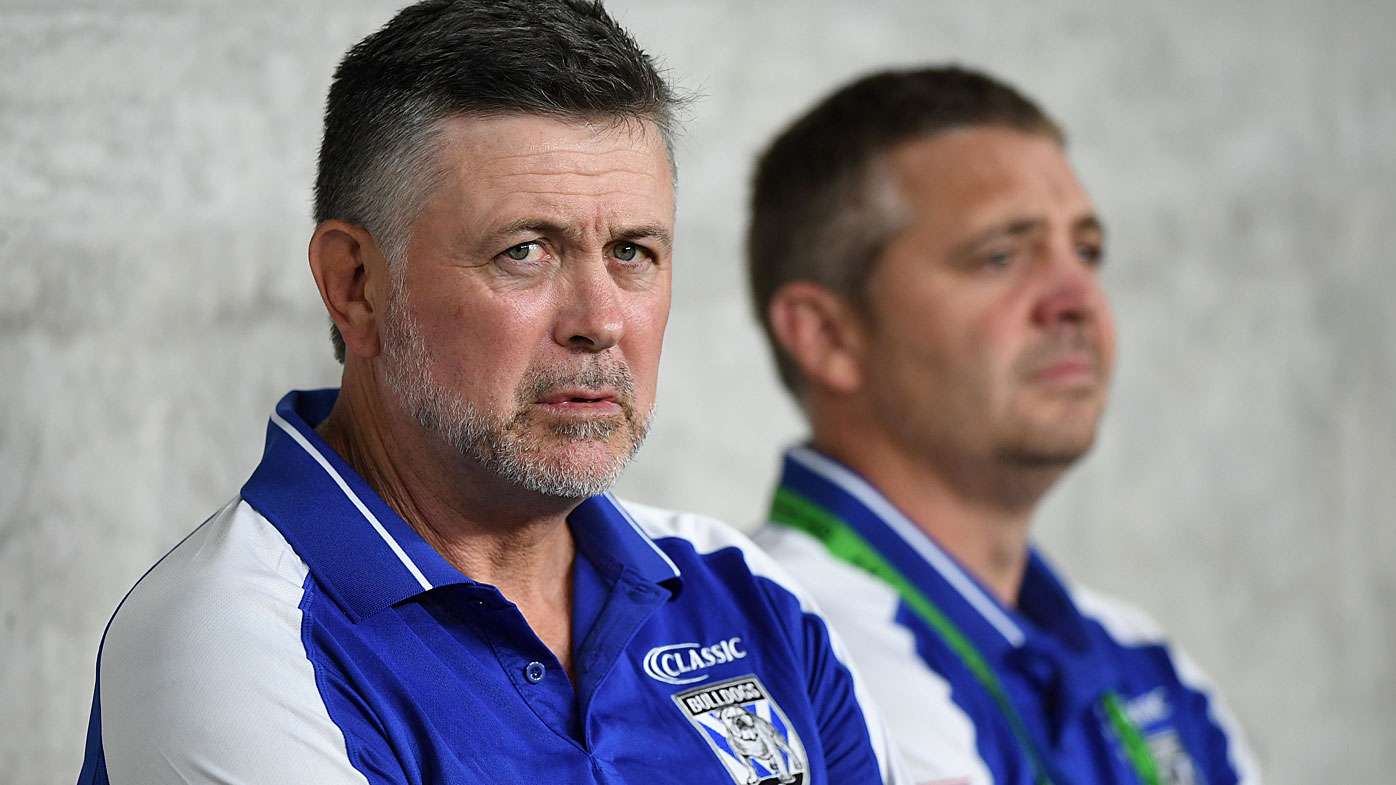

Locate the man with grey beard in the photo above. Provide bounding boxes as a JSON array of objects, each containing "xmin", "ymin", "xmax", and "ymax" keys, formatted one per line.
[{"xmin": 75, "ymin": 2, "xmax": 907, "ymax": 784}]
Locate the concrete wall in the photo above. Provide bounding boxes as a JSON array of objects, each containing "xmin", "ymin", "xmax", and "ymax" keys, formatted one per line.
[{"xmin": 4, "ymin": 0, "xmax": 1392, "ymax": 781}]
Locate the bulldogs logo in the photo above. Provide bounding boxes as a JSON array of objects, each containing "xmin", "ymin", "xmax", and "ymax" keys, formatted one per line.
[
  {"xmin": 718, "ymin": 706, "xmax": 801, "ymax": 784},
  {"xmin": 672, "ymin": 675, "xmax": 807, "ymax": 785}
]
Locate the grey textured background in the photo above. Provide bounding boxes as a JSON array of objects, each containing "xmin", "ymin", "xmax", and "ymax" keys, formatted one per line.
[{"xmin": 3, "ymin": 0, "xmax": 1393, "ymax": 781}]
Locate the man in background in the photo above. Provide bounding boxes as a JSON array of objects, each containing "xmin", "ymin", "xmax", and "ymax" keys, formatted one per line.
[
  {"xmin": 76, "ymin": 3, "xmax": 904, "ymax": 783},
  {"xmin": 750, "ymin": 65, "xmax": 1259, "ymax": 785}
]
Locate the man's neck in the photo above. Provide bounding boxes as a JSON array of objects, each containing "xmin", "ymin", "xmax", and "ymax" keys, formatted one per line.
[
  {"xmin": 317, "ymin": 370, "xmax": 580, "ymax": 676},
  {"xmin": 811, "ymin": 433, "xmax": 1062, "ymax": 608}
]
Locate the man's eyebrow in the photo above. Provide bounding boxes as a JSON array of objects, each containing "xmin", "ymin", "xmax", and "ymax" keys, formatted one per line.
[
  {"xmin": 612, "ymin": 222, "xmax": 673, "ymax": 252},
  {"xmin": 949, "ymin": 214, "xmax": 1106, "ymax": 259},
  {"xmin": 488, "ymin": 219, "xmax": 571, "ymax": 245},
  {"xmin": 484, "ymin": 219, "xmax": 672, "ymax": 251},
  {"xmin": 949, "ymin": 217, "xmax": 1043, "ymax": 259},
  {"xmin": 1075, "ymin": 214, "xmax": 1106, "ymax": 238}
]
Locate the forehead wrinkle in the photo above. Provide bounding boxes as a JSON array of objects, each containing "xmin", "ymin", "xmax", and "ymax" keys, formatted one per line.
[
  {"xmin": 438, "ymin": 121, "xmax": 668, "ymax": 182},
  {"xmin": 471, "ymin": 156, "xmax": 670, "ymax": 208},
  {"xmin": 487, "ymin": 181, "xmax": 669, "ymax": 203},
  {"xmin": 481, "ymin": 171, "xmax": 664, "ymax": 203},
  {"xmin": 466, "ymin": 164, "xmax": 672, "ymax": 230},
  {"xmin": 470, "ymin": 125, "xmax": 668, "ymax": 176},
  {"xmin": 484, "ymin": 152, "xmax": 665, "ymax": 177}
]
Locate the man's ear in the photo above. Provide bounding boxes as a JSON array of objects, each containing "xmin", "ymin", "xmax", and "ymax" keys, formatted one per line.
[
  {"xmin": 308, "ymin": 220, "xmax": 388, "ymax": 359},
  {"xmin": 767, "ymin": 281, "xmax": 866, "ymax": 396}
]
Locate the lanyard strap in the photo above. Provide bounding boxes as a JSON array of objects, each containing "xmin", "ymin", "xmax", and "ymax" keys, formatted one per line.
[{"xmin": 770, "ymin": 486, "xmax": 1163, "ymax": 785}]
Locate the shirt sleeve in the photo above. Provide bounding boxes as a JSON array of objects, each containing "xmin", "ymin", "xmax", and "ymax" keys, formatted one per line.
[
  {"xmin": 795, "ymin": 602, "xmax": 915, "ymax": 785},
  {"xmin": 77, "ymin": 504, "xmax": 402, "ymax": 785}
]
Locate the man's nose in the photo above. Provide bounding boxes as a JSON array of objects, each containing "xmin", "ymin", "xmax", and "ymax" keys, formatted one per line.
[
  {"xmin": 554, "ymin": 259, "xmax": 624, "ymax": 351},
  {"xmin": 1032, "ymin": 245, "xmax": 1107, "ymax": 327}
]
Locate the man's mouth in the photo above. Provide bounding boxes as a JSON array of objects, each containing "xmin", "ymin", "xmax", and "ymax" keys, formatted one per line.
[
  {"xmin": 534, "ymin": 389, "xmax": 624, "ymax": 414},
  {"xmin": 1028, "ymin": 354, "xmax": 1097, "ymax": 385},
  {"xmin": 517, "ymin": 360, "xmax": 638, "ymax": 421}
]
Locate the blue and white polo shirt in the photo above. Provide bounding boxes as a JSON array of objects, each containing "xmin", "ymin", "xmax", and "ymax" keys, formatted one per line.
[
  {"xmin": 77, "ymin": 390, "xmax": 905, "ymax": 785},
  {"xmin": 755, "ymin": 447, "xmax": 1261, "ymax": 785}
]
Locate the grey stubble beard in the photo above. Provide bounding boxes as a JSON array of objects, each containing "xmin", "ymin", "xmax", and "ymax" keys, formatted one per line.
[{"xmin": 379, "ymin": 276, "xmax": 652, "ymax": 500}]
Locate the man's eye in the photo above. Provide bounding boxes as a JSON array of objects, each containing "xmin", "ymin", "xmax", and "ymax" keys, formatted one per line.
[
  {"xmin": 1076, "ymin": 243, "xmax": 1104, "ymax": 267},
  {"xmin": 983, "ymin": 249, "xmax": 1014, "ymax": 268},
  {"xmin": 613, "ymin": 242, "xmax": 647, "ymax": 263},
  {"xmin": 503, "ymin": 242, "xmax": 543, "ymax": 262}
]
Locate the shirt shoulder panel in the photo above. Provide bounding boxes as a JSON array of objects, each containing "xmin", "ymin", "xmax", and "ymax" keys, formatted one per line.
[
  {"xmin": 1070, "ymin": 585, "xmax": 1170, "ymax": 644},
  {"xmin": 96, "ymin": 498, "xmax": 376, "ymax": 785},
  {"xmin": 618, "ymin": 498, "xmax": 836, "ymax": 614},
  {"xmin": 758, "ymin": 524, "xmax": 995, "ymax": 785}
]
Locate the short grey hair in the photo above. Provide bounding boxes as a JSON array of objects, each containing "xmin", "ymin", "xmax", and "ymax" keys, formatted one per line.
[{"xmin": 314, "ymin": 0, "xmax": 687, "ymax": 362}]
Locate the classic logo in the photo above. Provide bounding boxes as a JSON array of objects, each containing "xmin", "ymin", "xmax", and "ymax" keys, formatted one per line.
[
  {"xmin": 1123, "ymin": 689, "xmax": 1200, "ymax": 785},
  {"xmin": 672, "ymin": 675, "xmax": 808, "ymax": 785},
  {"xmin": 1124, "ymin": 688, "xmax": 1172, "ymax": 727},
  {"xmin": 642, "ymin": 637, "xmax": 747, "ymax": 684}
]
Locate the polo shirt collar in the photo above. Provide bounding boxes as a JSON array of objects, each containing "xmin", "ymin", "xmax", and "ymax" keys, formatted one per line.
[
  {"xmin": 778, "ymin": 446, "xmax": 1095, "ymax": 663},
  {"xmin": 241, "ymin": 389, "xmax": 682, "ymax": 622},
  {"xmin": 571, "ymin": 493, "xmax": 683, "ymax": 594}
]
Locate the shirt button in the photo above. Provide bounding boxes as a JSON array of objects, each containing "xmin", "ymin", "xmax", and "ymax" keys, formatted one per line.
[{"xmin": 524, "ymin": 661, "xmax": 546, "ymax": 684}]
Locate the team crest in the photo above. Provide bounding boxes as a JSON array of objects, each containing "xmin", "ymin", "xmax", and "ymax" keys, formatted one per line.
[{"xmin": 671, "ymin": 675, "xmax": 808, "ymax": 785}]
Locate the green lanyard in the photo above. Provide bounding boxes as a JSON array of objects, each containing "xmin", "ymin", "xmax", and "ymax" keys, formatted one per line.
[{"xmin": 770, "ymin": 486, "xmax": 1164, "ymax": 785}]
